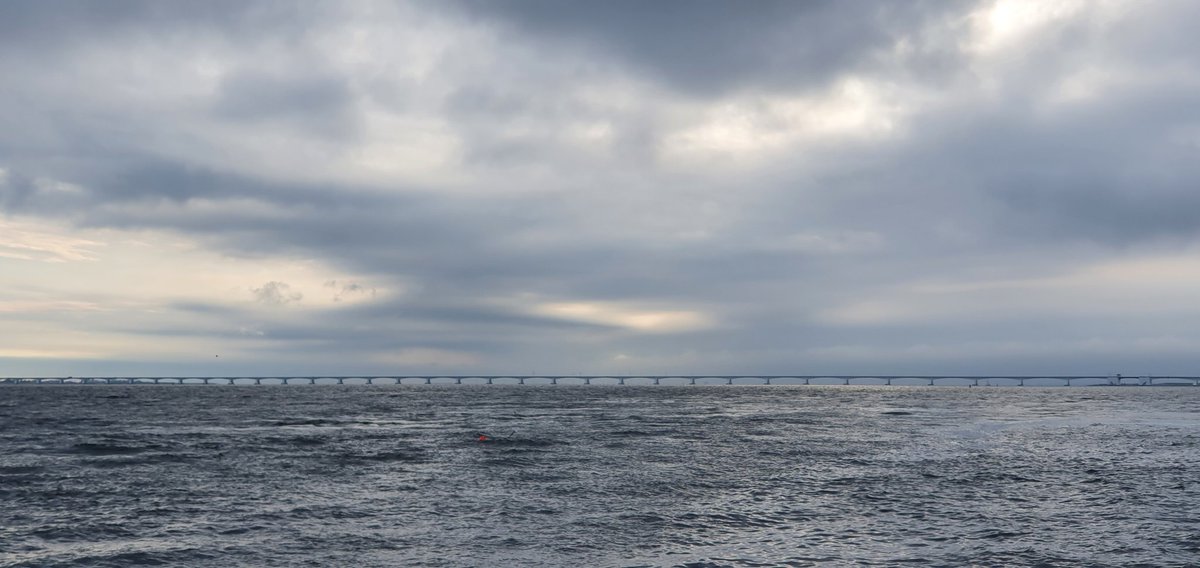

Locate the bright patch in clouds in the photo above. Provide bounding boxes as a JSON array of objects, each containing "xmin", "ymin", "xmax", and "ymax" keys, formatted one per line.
[
  {"xmin": 0, "ymin": 217, "xmax": 383, "ymax": 363},
  {"xmin": 663, "ymin": 77, "xmax": 908, "ymax": 168},
  {"xmin": 970, "ymin": 0, "xmax": 1092, "ymax": 54},
  {"xmin": 534, "ymin": 301, "xmax": 712, "ymax": 333},
  {"xmin": 0, "ymin": 217, "xmax": 102, "ymax": 262}
]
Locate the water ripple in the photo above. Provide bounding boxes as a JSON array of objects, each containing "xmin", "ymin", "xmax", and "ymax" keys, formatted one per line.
[{"xmin": 1, "ymin": 385, "xmax": 1198, "ymax": 566}]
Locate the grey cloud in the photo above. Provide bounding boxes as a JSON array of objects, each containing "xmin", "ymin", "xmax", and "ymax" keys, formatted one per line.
[
  {"xmin": 5, "ymin": 1, "xmax": 1200, "ymax": 375},
  {"xmin": 326, "ymin": 280, "xmax": 377, "ymax": 302},
  {"xmin": 251, "ymin": 281, "xmax": 303, "ymax": 305},
  {"xmin": 96, "ymin": 161, "xmax": 268, "ymax": 204},
  {"xmin": 111, "ymin": 295, "xmax": 622, "ymax": 370},
  {"xmin": 0, "ymin": 1, "xmax": 321, "ymax": 51},
  {"xmin": 0, "ymin": 169, "xmax": 37, "ymax": 210},
  {"xmin": 212, "ymin": 68, "xmax": 359, "ymax": 138},
  {"xmin": 449, "ymin": 0, "xmax": 973, "ymax": 96},
  {"xmin": 912, "ymin": 93, "xmax": 1200, "ymax": 247}
]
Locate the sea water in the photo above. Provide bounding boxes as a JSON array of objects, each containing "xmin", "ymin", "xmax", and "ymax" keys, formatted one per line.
[{"xmin": 2, "ymin": 385, "xmax": 1198, "ymax": 567}]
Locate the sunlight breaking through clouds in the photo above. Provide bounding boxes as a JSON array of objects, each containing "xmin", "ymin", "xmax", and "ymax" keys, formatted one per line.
[{"xmin": 533, "ymin": 301, "xmax": 713, "ymax": 334}]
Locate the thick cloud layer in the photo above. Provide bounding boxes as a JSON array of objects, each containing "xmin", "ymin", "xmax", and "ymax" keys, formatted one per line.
[{"xmin": 2, "ymin": 0, "xmax": 1200, "ymax": 376}]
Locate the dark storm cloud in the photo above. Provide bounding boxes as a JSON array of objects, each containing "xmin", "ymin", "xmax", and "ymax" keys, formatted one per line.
[{"xmin": 450, "ymin": 0, "xmax": 973, "ymax": 96}]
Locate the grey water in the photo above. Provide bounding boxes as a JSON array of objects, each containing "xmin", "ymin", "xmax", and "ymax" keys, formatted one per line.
[{"xmin": 2, "ymin": 385, "xmax": 1198, "ymax": 567}]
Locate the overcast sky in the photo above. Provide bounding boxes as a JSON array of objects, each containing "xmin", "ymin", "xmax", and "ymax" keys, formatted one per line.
[{"xmin": 3, "ymin": 0, "xmax": 1200, "ymax": 377}]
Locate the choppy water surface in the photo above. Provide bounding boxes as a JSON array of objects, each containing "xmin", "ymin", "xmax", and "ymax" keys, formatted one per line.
[{"xmin": 2, "ymin": 385, "xmax": 1199, "ymax": 567}]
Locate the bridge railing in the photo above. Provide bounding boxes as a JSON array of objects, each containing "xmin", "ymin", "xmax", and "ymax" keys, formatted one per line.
[{"xmin": 3, "ymin": 375, "xmax": 1199, "ymax": 386}]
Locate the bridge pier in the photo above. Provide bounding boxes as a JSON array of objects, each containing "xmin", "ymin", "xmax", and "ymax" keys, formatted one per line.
[
  {"xmin": 518, "ymin": 377, "xmax": 525, "ymax": 385},
  {"xmin": 653, "ymin": 377, "xmax": 660, "ymax": 385},
  {"xmin": 725, "ymin": 377, "xmax": 733, "ymax": 385},
  {"xmin": 618, "ymin": 378, "xmax": 625, "ymax": 385},
  {"xmin": 584, "ymin": 378, "xmax": 591, "ymax": 385},
  {"xmin": 551, "ymin": 377, "xmax": 558, "ymax": 385},
  {"xmin": 689, "ymin": 377, "xmax": 696, "ymax": 385},
  {"xmin": 335, "ymin": 378, "xmax": 343, "ymax": 385}
]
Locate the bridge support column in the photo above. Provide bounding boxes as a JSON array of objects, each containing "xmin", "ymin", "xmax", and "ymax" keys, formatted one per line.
[
  {"xmin": 725, "ymin": 378, "xmax": 733, "ymax": 385},
  {"xmin": 843, "ymin": 378, "xmax": 850, "ymax": 385},
  {"xmin": 486, "ymin": 378, "xmax": 493, "ymax": 384},
  {"xmin": 653, "ymin": 377, "xmax": 660, "ymax": 385},
  {"xmin": 618, "ymin": 378, "xmax": 625, "ymax": 385},
  {"xmin": 551, "ymin": 378, "xmax": 558, "ymax": 385},
  {"xmin": 518, "ymin": 378, "xmax": 525, "ymax": 385},
  {"xmin": 584, "ymin": 378, "xmax": 591, "ymax": 385},
  {"xmin": 335, "ymin": 378, "xmax": 343, "ymax": 385},
  {"xmin": 689, "ymin": 378, "xmax": 696, "ymax": 385},
  {"xmin": 1018, "ymin": 379, "xmax": 1025, "ymax": 387}
]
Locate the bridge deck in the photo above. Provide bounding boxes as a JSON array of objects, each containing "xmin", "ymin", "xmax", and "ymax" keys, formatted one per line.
[{"xmin": 2, "ymin": 375, "xmax": 1197, "ymax": 386}]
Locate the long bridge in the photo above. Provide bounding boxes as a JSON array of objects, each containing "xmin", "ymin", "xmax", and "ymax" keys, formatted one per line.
[{"xmin": 1, "ymin": 375, "xmax": 1198, "ymax": 386}]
